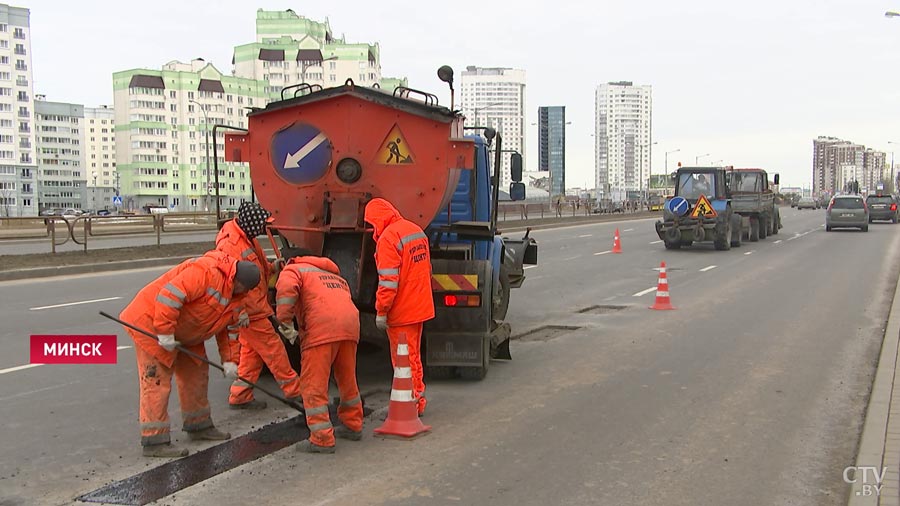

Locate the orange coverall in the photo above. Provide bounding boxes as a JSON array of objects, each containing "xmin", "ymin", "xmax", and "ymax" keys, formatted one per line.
[
  {"xmin": 215, "ymin": 219, "xmax": 302, "ymax": 406},
  {"xmin": 119, "ymin": 251, "xmax": 244, "ymax": 446},
  {"xmin": 276, "ymin": 256, "xmax": 363, "ymax": 448},
  {"xmin": 364, "ymin": 198, "xmax": 435, "ymax": 415}
]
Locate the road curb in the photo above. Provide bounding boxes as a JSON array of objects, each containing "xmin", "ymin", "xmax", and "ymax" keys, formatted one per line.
[
  {"xmin": 0, "ymin": 256, "xmax": 194, "ymax": 282},
  {"xmin": 848, "ymin": 270, "xmax": 900, "ymax": 505}
]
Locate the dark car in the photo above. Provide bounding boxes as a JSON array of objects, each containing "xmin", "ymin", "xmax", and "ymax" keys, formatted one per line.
[
  {"xmin": 826, "ymin": 195, "xmax": 869, "ymax": 231},
  {"xmin": 865, "ymin": 194, "xmax": 898, "ymax": 223}
]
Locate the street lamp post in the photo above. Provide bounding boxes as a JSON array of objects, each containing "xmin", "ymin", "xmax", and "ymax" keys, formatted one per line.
[
  {"xmin": 665, "ymin": 148, "xmax": 681, "ymax": 175},
  {"xmin": 473, "ymin": 102, "xmax": 505, "ymax": 128},
  {"xmin": 189, "ymin": 99, "xmax": 211, "ymax": 213},
  {"xmin": 300, "ymin": 56, "xmax": 339, "ymax": 86},
  {"xmin": 696, "ymin": 153, "xmax": 711, "ymax": 165}
]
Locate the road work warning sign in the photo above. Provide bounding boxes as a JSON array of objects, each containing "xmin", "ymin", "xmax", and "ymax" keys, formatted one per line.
[
  {"xmin": 377, "ymin": 124, "xmax": 414, "ymax": 164},
  {"xmin": 690, "ymin": 194, "xmax": 717, "ymax": 218}
]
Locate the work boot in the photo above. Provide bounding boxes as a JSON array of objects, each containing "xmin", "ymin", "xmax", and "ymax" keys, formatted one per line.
[
  {"xmin": 296, "ymin": 440, "xmax": 335, "ymax": 454},
  {"xmin": 229, "ymin": 399, "xmax": 267, "ymax": 410},
  {"xmin": 187, "ymin": 426, "xmax": 231, "ymax": 441},
  {"xmin": 142, "ymin": 443, "xmax": 189, "ymax": 458},
  {"xmin": 334, "ymin": 426, "xmax": 362, "ymax": 441}
]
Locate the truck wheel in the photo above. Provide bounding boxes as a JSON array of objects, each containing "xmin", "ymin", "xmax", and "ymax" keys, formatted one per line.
[
  {"xmin": 750, "ymin": 219, "xmax": 760, "ymax": 242},
  {"xmin": 664, "ymin": 240, "xmax": 682, "ymax": 250},
  {"xmin": 492, "ymin": 264, "xmax": 511, "ymax": 321},
  {"xmin": 459, "ymin": 336, "xmax": 490, "ymax": 381},
  {"xmin": 773, "ymin": 209, "xmax": 781, "ymax": 234},
  {"xmin": 759, "ymin": 215, "xmax": 768, "ymax": 239},
  {"xmin": 714, "ymin": 220, "xmax": 731, "ymax": 251},
  {"xmin": 730, "ymin": 215, "xmax": 743, "ymax": 247}
]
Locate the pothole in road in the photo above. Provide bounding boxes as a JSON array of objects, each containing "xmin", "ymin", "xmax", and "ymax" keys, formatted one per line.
[
  {"xmin": 516, "ymin": 325, "xmax": 581, "ymax": 342},
  {"xmin": 577, "ymin": 305, "xmax": 629, "ymax": 314}
]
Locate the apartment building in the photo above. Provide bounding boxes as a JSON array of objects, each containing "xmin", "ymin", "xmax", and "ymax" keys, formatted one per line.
[
  {"xmin": 459, "ymin": 66, "xmax": 526, "ymax": 188},
  {"xmin": 595, "ymin": 81, "xmax": 652, "ymax": 198},
  {"xmin": 113, "ymin": 59, "xmax": 267, "ymax": 211}
]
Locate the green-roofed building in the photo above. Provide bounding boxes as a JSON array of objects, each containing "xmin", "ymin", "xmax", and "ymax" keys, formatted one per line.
[
  {"xmin": 112, "ymin": 59, "xmax": 268, "ymax": 212},
  {"xmin": 233, "ymin": 9, "xmax": 407, "ymax": 101}
]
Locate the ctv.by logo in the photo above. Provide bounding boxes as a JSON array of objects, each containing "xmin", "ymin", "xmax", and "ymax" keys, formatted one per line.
[{"xmin": 843, "ymin": 466, "xmax": 886, "ymax": 497}]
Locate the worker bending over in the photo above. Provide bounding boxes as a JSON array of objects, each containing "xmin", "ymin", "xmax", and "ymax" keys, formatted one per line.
[
  {"xmin": 119, "ymin": 251, "xmax": 260, "ymax": 458},
  {"xmin": 275, "ymin": 251, "xmax": 363, "ymax": 454}
]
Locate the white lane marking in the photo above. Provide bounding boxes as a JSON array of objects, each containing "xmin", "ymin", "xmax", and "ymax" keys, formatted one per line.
[
  {"xmin": 787, "ymin": 235, "xmax": 800, "ymax": 241},
  {"xmin": 29, "ymin": 296, "xmax": 122, "ymax": 311},
  {"xmin": 699, "ymin": 265, "xmax": 717, "ymax": 272},
  {"xmin": 0, "ymin": 363, "xmax": 43, "ymax": 375},
  {"xmin": 650, "ymin": 240, "xmax": 663, "ymax": 244},
  {"xmin": 594, "ymin": 250, "xmax": 612, "ymax": 256},
  {"xmin": 578, "ymin": 234, "xmax": 593, "ymax": 238},
  {"xmin": 624, "ymin": 228, "xmax": 634, "ymax": 232},
  {"xmin": 563, "ymin": 255, "xmax": 582, "ymax": 261},
  {"xmin": 774, "ymin": 240, "xmax": 783, "ymax": 244},
  {"xmin": 633, "ymin": 287, "xmax": 658, "ymax": 297},
  {"xmin": 744, "ymin": 251, "xmax": 755, "ymax": 255},
  {"xmin": 0, "ymin": 345, "xmax": 132, "ymax": 375},
  {"xmin": 524, "ymin": 265, "xmax": 538, "ymax": 270}
]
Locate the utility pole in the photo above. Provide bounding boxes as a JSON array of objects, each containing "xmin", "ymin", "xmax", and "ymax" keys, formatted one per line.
[{"xmin": 190, "ymin": 99, "xmax": 211, "ymax": 213}]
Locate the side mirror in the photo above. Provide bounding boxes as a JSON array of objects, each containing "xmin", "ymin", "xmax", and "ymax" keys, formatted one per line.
[
  {"xmin": 509, "ymin": 182, "xmax": 526, "ymax": 201},
  {"xmin": 773, "ymin": 174, "xmax": 780, "ymax": 185},
  {"xmin": 510, "ymin": 153, "xmax": 523, "ymax": 182}
]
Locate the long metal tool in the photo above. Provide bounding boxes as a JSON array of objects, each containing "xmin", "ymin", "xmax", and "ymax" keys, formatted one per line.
[{"xmin": 99, "ymin": 311, "xmax": 304, "ymax": 413}]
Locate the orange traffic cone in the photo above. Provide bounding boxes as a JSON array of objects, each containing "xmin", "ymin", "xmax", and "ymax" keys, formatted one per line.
[
  {"xmin": 374, "ymin": 332, "xmax": 432, "ymax": 438},
  {"xmin": 612, "ymin": 228, "xmax": 622, "ymax": 254},
  {"xmin": 649, "ymin": 261, "xmax": 675, "ymax": 310}
]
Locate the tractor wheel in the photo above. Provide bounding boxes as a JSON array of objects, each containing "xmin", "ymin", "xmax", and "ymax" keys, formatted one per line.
[
  {"xmin": 750, "ymin": 219, "xmax": 760, "ymax": 242},
  {"xmin": 714, "ymin": 219, "xmax": 732, "ymax": 251},
  {"xmin": 759, "ymin": 215, "xmax": 768, "ymax": 239}
]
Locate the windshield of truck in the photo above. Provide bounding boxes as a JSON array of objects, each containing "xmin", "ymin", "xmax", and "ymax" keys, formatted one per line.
[
  {"xmin": 677, "ymin": 172, "xmax": 715, "ymax": 199},
  {"xmin": 731, "ymin": 172, "xmax": 760, "ymax": 192}
]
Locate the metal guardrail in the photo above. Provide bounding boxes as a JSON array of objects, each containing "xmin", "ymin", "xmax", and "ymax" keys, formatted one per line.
[{"xmin": 0, "ymin": 212, "xmax": 221, "ymax": 253}]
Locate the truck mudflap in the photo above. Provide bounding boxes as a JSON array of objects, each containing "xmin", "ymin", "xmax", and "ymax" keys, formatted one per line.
[
  {"xmin": 425, "ymin": 259, "xmax": 493, "ymax": 370},
  {"xmin": 501, "ymin": 229, "xmax": 537, "ymax": 289}
]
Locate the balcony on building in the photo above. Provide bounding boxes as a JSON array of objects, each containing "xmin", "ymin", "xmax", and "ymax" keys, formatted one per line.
[
  {"xmin": 13, "ymin": 48, "xmax": 24, "ymax": 56},
  {"xmin": 15, "ymin": 78, "xmax": 26, "ymax": 86},
  {"xmin": 14, "ymin": 64, "xmax": 26, "ymax": 71},
  {"xmin": 20, "ymin": 155, "xmax": 31, "ymax": 163},
  {"xmin": 18, "ymin": 126, "xmax": 29, "ymax": 133},
  {"xmin": 19, "ymin": 140, "xmax": 30, "ymax": 149}
]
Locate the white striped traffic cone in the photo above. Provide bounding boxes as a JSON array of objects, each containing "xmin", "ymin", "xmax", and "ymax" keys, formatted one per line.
[
  {"xmin": 373, "ymin": 332, "xmax": 431, "ymax": 438},
  {"xmin": 649, "ymin": 261, "xmax": 675, "ymax": 310}
]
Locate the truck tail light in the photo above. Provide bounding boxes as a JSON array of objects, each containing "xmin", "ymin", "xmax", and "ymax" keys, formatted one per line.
[
  {"xmin": 891, "ymin": 203, "xmax": 897, "ymax": 211},
  {"xmin": 442, "ymin": 294, "xmax": 480, "ymax": 307}
]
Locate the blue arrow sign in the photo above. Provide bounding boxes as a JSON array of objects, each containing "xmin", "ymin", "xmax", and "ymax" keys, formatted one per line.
[
  {"xmin": 666, "ymin": 196, "xmax": 689, "ymax": 217},
  {"xmin": 270, "ymin": 122, "xmax": 332, "ymax": 185}
]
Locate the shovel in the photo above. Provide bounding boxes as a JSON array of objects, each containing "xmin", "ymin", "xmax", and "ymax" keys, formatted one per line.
[{"xmin": 99, "ymin": 311, "xmax": 305, "ymax": 414}]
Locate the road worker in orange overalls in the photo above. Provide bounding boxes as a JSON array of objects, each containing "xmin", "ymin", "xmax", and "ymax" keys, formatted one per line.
[
  {"xmin": 275, "ymin": 251, "xmax": 363, "ymax": 453},
  {"xmin": 364, "ymin": 198, "xmax": 434, "ymax": 416},
  {"xmin": 119, "ymin": 251, "xmax": 260, "ymax": 458},
  {"xmin": 216, "ymin": 202, "xmax": 302, "ymax": 410}
]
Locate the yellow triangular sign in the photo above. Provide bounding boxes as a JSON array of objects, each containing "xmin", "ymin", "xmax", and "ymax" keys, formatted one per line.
[
  {"xmin": 376, "ymin": 124, "xmax": 414, "ymax": 165},
  {"xmin": 690, "ymin": 194, "xmax": 718, "ymax": 218}
]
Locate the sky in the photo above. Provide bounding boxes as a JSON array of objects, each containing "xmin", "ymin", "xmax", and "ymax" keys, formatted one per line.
[{"xmin": 22, "ymin": 0, "xmax": 900, "ymax": 189}]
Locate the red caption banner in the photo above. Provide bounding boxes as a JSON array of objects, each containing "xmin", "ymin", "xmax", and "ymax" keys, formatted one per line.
[{"xmin": 30, "ymin": 335, "xmax": 118, "ymax": 364}]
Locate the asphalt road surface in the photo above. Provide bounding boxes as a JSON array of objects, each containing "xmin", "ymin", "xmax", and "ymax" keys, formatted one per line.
[{"xmin": 0, "ymin": 207, "xmax": 896, "ymax": 505}]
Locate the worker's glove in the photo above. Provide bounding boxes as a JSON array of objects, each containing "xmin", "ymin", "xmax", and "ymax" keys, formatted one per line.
[
  {"xmin": 157, "ymin": 334, "xmax": 177, "ymax": 352},
  {"xmin": 237, "ymin": 310, "xmax": 250, "ymax": 328},
  {"xmin": 223, "ymin": 361, "xmax": 238, "ymax": 379},
  {"xmin": 279, "ymin": 323, "xmax": 299, "ymax": 345},
  {"xmin": 375, "ymin": 314, "xmax": 388, "ymax": 331}
]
